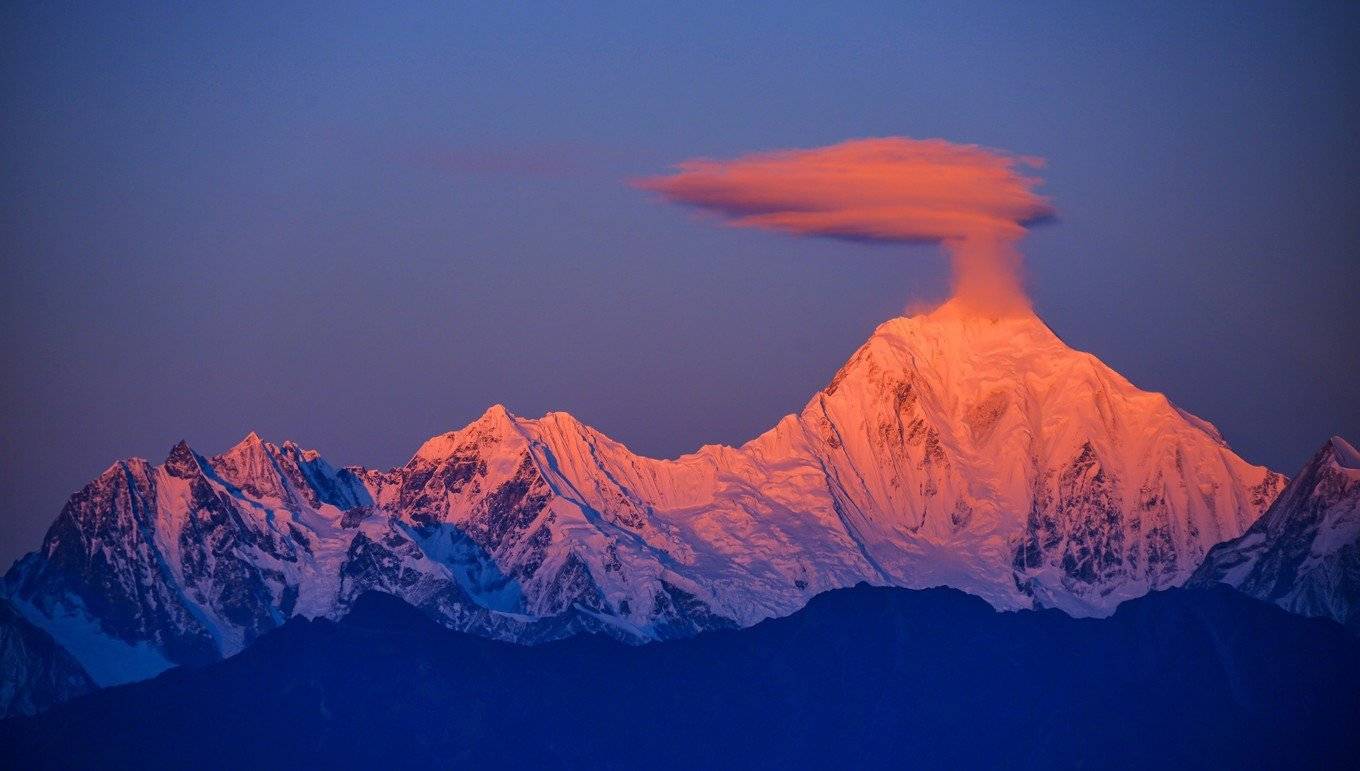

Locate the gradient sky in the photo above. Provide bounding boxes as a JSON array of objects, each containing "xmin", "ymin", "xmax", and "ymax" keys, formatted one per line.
[{"xmin": 2, "ymin": 2, "xmax": 1357, "ymax": 568}]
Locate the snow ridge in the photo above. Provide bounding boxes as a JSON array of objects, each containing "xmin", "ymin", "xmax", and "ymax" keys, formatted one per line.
[
  {"xmin": 1191, "ymin": 435, "xmax": 1360, "ymax": 632},
  {"xmin": 2, "ymin": 303, "xmax": 1285, "ymax": 706}
]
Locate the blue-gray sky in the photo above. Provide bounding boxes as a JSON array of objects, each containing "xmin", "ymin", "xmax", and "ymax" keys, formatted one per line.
[{"xmin": 2, "ymin": 1, "xmax": 1357, "ymax": 567}]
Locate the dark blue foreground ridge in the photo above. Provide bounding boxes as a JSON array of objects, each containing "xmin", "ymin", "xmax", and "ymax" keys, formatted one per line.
[{"xmin": 2, "ymin": 583, "xmax": 1357, "ymax": 770}]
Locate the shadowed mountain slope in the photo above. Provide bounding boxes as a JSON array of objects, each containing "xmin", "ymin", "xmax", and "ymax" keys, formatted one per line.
[{"xmin": 3, "ymin": 584, "xmax": 1355, "ymax": 770}]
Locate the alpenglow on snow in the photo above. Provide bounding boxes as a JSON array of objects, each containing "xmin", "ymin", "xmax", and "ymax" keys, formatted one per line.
[{"xmin": 2, "ymin": 301, "xmax": 1285, "ymax": 708}]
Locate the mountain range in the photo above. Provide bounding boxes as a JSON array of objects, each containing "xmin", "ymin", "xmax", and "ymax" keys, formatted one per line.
[{"xmin": 7, "ymin": 301, "xmax": 1356, "ymax": 720}]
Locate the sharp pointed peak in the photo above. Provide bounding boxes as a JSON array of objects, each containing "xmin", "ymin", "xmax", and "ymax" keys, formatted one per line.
[
  {"xmin": 409, "ymin": 404, "xmax": 525, "ymax": 464},
  {"xmin": 467, "ymin": 403, "xmax": 521, "ymax": 433},
  {"xmin": 453, "ymin": 403, "xmax": 519, "ymax": 435},
  {"xmin": 164, "ymin": 440, "xmax": 202, "ymax": 477},
  {"xmin": 96, "ymin": 457, "xmax": 153, "ymax": 480},
  {"xmin": 219, "ymin": 431, "xmax": 275, "ymax": 459}
]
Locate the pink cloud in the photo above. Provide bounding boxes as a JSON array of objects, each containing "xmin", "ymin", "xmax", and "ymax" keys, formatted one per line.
[{"xmin": 634, "ymin": 137, "xmax": 1053, "ymax": 313}]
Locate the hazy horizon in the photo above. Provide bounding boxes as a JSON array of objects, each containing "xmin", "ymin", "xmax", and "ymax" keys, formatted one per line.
[{"xmin": 3, "ymin": 2, "xmax": 1357, "ymax": 568}]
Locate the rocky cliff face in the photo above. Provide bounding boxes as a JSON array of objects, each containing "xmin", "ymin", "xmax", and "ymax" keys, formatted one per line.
[
  {"xmin": 1, "ymin": 302, "xmax": 1284, "ymax": 713},
  {"xmin": 741, "ymin": 303, "xmax": 1285, "ymax": 615},
  {"xmin": 0, "ymin": 599, "xmax": 95, "ymax": 717},
  {"xmin": 1191, "ymin": 436, "xmax": 1360, "ymax": 633}
]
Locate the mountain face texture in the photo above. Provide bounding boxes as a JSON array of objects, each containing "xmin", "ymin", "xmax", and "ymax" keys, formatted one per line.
[
  {"xmin": 0, "ymin": 303, "xmax": 1285, "ymax": 711},
  {"xmin": 3, "ymin": 585, "xmax": 1356, "ymax": 770},
  {"xmin": 0, "ymin": 599, "xmax": 95, "ymax": 717},
  {"xmin": 1191, "ymin": 436, "xmax": 1360, "ymax": 633}
]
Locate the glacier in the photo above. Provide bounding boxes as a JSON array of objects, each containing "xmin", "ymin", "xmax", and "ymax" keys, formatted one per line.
[{"xmin": 1, "ymin": 301, "xmax": 1288, "ymax": 703}]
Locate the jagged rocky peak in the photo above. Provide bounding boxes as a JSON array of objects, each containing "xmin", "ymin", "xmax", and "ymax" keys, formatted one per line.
[
  {"xmin": 786, "ymin": 300, "xmax": 1285, "ymax": 614},
  {"xmin": 0, "ymin": 305, "xmax": 1292, "ymax": 717},
  {"xmin": 207, "ymin": 431, "xmax": 369, "ymax": 512},
  {"xmin": 410, "ymin": 403, "xmax": 522, "ymax": 463},
  {"xmin": 211, "ymin": 431, "xmax": 284, "ymax": 497},
  {"xmin": 163, "ymin": 439, "xmax": 202, "ymax": 477},
  {"xmin": 1191, "ymin": 435, "xmax": 1360, "ymax": 633}
]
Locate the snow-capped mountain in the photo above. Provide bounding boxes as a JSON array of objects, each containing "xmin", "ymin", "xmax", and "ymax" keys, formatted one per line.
[
  {"xmin": 1191, "ymin": 436, "xmax": 1360, "ymax": 633},
  {"xmin": 1, "ymin": 301, "xmax": 1285, "ymax": 710},
  {"xmin": 0, "ymin": 599, "xmax": 95, "ymax": 717}
]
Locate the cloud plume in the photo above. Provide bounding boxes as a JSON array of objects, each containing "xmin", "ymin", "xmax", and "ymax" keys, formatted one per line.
[{"xmin": 634, "ymin": 137, "xmax": 1052, "ymax": 314}]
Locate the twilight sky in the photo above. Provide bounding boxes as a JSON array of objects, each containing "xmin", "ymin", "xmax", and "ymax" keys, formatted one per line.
[{"xmin": 2, "ymin": 2, "xmax": 1357, "ymax": 567}]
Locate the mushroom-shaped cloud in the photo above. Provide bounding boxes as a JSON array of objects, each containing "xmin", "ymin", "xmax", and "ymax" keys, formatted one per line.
[{"xmin": 634, "ymin": 137, "xmax": 1053, "ymax": 314}]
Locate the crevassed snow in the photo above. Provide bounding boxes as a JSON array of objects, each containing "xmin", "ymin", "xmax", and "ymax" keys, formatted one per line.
[{"xmin": 4, "ymin": 302, "xmax": 1289, "ymax": 680}]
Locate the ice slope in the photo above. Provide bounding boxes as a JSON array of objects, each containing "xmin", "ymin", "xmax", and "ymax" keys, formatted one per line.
[
  {"xmin": 1, "ymin": 302, "xmax": 1285, "ymax": 707},
  {"xmin": 1191, "ymin": 436, "xmax": 1360, "ymax": 633}
]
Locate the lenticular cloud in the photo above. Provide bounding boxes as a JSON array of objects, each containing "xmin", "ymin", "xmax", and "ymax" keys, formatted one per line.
[{"xmin": 634, "ymin": 137, "xmax": 1053, "ymax": 313}]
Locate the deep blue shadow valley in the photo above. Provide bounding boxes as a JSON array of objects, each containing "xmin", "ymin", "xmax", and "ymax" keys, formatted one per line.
[{"xmin": 3, "ymin": 584, "xmax": 1356, "ymax": 770}]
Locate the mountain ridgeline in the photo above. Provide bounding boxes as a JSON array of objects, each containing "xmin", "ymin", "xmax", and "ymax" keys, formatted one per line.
[
  {"xmin": 3, "ymin": 584, "xmax": 1356, "ymax": 770},
  {"xmin": 1191, "ymin": 436, "xmax": 1360, "ymax": 632},
  {"xmin": 6, "ymin": 302, "xmax": 1340, "ymax": 718}
]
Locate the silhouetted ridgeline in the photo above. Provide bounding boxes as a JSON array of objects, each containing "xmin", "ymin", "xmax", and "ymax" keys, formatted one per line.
[{"xmin": 2, "ymin": 584, "xmax": 1357, "ymax": 770}]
